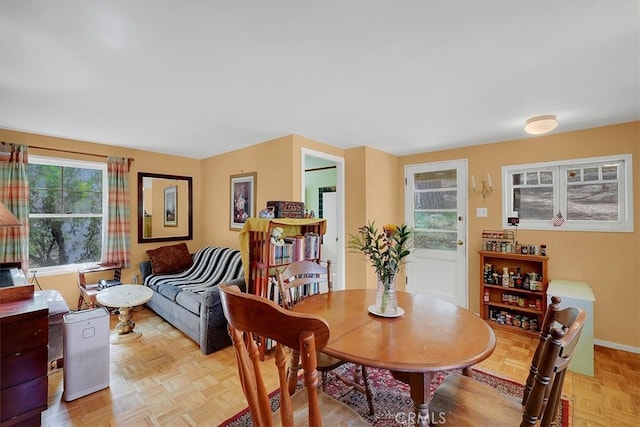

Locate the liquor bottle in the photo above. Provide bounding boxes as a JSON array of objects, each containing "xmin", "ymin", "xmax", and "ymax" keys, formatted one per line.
[{"xmin": 514, "ymin": 267, "xmax": 523, "ymax": 289}]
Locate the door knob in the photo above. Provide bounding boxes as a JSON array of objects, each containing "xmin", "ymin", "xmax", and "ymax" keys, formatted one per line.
[{"xmin": 457, "ymin": 240, "xmax": 464, "ymax": 246}]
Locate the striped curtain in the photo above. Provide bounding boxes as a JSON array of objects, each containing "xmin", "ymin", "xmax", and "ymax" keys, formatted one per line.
[
  {"xmin": 0, "ymin": 143, "xmax": 29, "ymax": 271},
  {"xmin": 102, "ymin": 157, "xmax": 130, "ymax": 268}
]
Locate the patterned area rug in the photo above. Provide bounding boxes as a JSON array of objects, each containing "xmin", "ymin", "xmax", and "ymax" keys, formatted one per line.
[{"xmin": 219, "ymin": 363, "xmax": 570, "ymax": 426}]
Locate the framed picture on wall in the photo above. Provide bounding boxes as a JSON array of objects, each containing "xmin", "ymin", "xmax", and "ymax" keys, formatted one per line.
[
  {"xmin": 230, "ymin": 172, "xmax": 257, "ymax": 230},
  {"xmin": 164, "ymin": 185, "xmax": 178, "ymax": 227}
]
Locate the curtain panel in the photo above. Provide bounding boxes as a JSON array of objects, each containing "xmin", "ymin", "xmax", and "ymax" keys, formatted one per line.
[
  {"xmin": 0, "ymin": 143, "xmax": 29, "ymax": 271},
  {"xmin": 102, "ymin": 157, "xmax": 131, "ymax": 268}
]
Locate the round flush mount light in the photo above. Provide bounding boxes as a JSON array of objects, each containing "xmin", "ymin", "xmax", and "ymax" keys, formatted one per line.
[{"xmin": 524, "ymin": 115, "xmax": 558, "ymax": 135}]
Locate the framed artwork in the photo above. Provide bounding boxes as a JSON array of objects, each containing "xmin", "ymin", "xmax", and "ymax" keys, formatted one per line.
[
  {"xmin": 164, "ymin": 185, "xmax": 178, "ymax": 227},
  {"xmin": 230, "ymin": 172, "xmax": 257, "ymax": 230}
]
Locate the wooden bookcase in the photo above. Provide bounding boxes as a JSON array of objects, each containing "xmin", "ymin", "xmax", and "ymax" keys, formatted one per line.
[
  {"xmin": 239, "ymin": 218, "xmax": 326, "ymax": 359},
  {"xmin": 479, "ymin": 251, "xmax": 548, "ymax": 336}
]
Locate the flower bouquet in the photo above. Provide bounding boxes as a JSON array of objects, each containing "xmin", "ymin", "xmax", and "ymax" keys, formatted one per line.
[{"xmin": 348, "ymin": 222, "xmax": 411, "ymax": 315}]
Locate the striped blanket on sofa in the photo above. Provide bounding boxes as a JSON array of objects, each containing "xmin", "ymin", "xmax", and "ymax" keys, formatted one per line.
[{"xmin": 144, "ymin": 246, "xmax": 243, "ymax": 294}]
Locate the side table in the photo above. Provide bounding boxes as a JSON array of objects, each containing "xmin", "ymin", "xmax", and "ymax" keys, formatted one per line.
[
  {"xmin": 96, "ymin": 285, "xmax": 153, "ymax": 344},
  {"xmin": 77, "ymin": 264, "xmax": 122, "ymax": 309}
]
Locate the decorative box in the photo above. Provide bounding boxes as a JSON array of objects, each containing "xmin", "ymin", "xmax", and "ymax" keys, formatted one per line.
[{"xmin": 266, "ymin": 201, "xmax": 305, "ymax": 219}]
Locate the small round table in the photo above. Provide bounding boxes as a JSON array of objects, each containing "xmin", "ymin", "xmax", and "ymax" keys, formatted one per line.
[{"xmin": 96, "ymin": 284, "xmax": 153, "ymax": 344}]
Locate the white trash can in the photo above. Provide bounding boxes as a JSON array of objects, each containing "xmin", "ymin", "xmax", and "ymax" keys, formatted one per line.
[{"xmin": 63, "ymin": 307, "xmax": 110, "ymax": 401}]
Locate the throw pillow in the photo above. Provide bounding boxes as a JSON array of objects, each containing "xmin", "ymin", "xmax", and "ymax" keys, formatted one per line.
[{"xmin": 147, "ymin": 243, "xmax": 193, "ymax": 275}]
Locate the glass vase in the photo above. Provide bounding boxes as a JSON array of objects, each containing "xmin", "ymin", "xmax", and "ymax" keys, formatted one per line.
[{"xmin": 375, "ymin": 272, "xmax": 398, "ymax": 315}]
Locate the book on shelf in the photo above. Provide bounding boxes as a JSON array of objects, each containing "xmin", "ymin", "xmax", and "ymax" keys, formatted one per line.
[
  {"xmin": 304, "ymin": 232, "xmax": 320, "ymax": 260},
  {"xmin": 266, "ymin": 232, "xmax": 321, "ymax": 264}
]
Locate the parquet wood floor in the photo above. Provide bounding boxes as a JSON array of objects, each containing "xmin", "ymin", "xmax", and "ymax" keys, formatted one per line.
[{"xmin": 42, "ymin": 307, "xmax": 639, "ymax": 426}]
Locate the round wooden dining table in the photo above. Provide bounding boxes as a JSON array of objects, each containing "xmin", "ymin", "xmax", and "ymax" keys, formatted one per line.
[{"xmin": 292, "ymin": 288, "xmax": 496, "ymax": 426}]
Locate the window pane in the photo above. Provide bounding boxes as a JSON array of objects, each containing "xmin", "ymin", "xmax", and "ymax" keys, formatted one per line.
[
  {"xmin": 414, "ymin": 212, "xmax": 457, "ymax": 230},
  {"xmin": 583, "ymin": 167, "xmax": 599, "ymax": 182},
  {"xmin": 602, "ymin": 166, "xmax": 618, "ymax": 181},
  {"xmin": 29, "ymin": 217, "xmax": 102, "ymax": 267},
  {"xmin": 62, "ymin": 167, "xmax": 103, "ymax": 214},
  {"xmin": 526, "ymin": 172, "xmax": 538, "ymax": 185},
  {"xmin": 28, "ymin": 164, "xmax": 61, "ymax": 189},
  {"xmin": 540, "ymin": 171, "xmax": 553, "ymax": 184},
  {"xmin": 567, "ymin": 169, "xmax": 581, "ymax": 183},
  {"xmin": 567, "ymin": 183, "xmax": 618, "ymax": 220},
  {"xmin": 413, "ymin": 231, "xmax": 457, "ymax": 251},
  {"xmin": 30, "ymin": 189, "xmax": 63, "ymax": 213},
  {"xmin": 414, "ymin": 191, "xmax": 457, "ymax": 210},
  {"xmin": 512, "ymin": 173, "xmax": 523, "ymax": 185},
  {"xmin": 414, "ymin": 170, "xmax": 456, "ymax": 190},
  {"xmin": 29, "ymin": 164, "xmax": 63, "ymax": 214},
  {"xmin": 513, "ymin": 187, "xmax": 554, "ymax": 220}
]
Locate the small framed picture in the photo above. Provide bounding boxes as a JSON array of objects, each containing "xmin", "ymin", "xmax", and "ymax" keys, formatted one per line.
[
  {"xmin": 230, "ymin": 172, "xmax": 257, "ymax": 230},
  {"xmin": 164, "ymin": 185, "xmax": 178, "ymax": 227}
]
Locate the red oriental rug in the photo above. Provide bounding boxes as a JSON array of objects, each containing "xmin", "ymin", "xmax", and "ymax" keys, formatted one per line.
[{"xmin": 219, "ymin": 363, "xmax": 570, "ymax": 426}]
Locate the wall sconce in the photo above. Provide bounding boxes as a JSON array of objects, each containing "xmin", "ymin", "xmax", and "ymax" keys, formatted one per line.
[{"xmin": 472, "ymin": 174, "xmax": 493, "ymax": 200}]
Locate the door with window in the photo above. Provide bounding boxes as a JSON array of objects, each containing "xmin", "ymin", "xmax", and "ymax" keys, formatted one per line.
[{"xmin": 404, "ymin": 160, "xmax": 468, "ymax": 307}]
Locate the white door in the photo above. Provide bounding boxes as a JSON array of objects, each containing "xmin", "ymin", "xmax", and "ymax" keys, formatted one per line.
[
  {"xmin": 405, "ymin": 160, "xmax": 468, "ymax": 307},
  {"xmin": 321, "ymin": 191, "xmax": 340, "ymax": 286}
]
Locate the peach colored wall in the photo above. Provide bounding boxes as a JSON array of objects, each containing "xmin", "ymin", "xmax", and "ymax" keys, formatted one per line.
[
  {"xmin": 201, "ymin": 134, "xmax": 347, "ymax": 249},
  {"xmin": 399, "ymin": 121, "xmax": 640, "ymax": 348},
  {"xmin": 344, "ymin": 146, "xmax": 403, "ymax": 290},
  {"xmin": 0, "ymin": 129, "xmax": 203, "ymax": 309},
  {"xmin": 200, "ymin": 135, "xmax": 295, "ymax": 249}
]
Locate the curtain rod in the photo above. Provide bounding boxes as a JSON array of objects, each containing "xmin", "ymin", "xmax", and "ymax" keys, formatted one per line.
[
  {"xmin": 305, "ymin": 165, "xmax": 337, "ymax": 173},
  {"xmin": 1, "ymin": 142, "xmax": 135, "ymax": 167}
]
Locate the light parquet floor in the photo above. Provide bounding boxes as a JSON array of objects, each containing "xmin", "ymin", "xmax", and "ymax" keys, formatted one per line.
[{"xmin": 42, "ymin": 307, "xmax": 640, "ymax": 426}]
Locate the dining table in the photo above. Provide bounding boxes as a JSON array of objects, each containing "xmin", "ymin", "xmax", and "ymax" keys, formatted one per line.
[{"xmin": 291, "ymin": 288, "xmax": 496, "ymax": 426}]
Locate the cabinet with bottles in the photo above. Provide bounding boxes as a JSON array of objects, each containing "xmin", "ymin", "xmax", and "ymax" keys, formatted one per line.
[{"xmin": 479, "ymin": 251, "xmax": 548, "ymax": 336}]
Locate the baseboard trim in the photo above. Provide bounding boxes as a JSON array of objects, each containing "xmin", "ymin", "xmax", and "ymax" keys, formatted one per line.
[{"xmin": 594, "ymin": 339, "xmax": 640, "ymax": 354}]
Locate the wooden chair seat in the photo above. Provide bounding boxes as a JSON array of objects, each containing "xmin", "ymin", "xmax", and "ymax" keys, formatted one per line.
[
  {"xmin": 429, "ymin": 374, "xmax": 523, "ymax": 425},
  {"xmin": 429, "ymin": 296, "xmax": 585, "ymax": 427},
  {"xmin": 272, "ymin": 388, "xmax": 365, "ymax": 426}
]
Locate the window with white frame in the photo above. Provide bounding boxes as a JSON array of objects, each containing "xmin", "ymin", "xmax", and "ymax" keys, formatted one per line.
[
  {"xmin": 28, "ymin": 156, "xmax": 108, "ymax": 272},
  {"xmin": 502, "ymin": 154, "xmax": 633, "ymax": 232}
]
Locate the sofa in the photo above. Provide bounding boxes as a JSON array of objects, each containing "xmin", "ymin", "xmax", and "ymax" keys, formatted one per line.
[{"xmin": 140, "ymin": 243, "xmax": 245, "ymax": 354}]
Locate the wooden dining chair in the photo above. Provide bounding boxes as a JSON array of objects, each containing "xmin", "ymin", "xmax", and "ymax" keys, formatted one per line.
[
  {"xmin": 275, "ymin": 260, "xmax": 375, "ymax": 415},
  {"xmin": 218, "ymin": 283, "xmax": 367, "ymax": 426},
  {"xmin": 429, "ymin": 296, "xmax": 586, "ymax": 427}
]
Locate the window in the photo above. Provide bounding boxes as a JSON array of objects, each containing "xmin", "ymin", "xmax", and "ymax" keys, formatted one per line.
[
  {"xmin": 502, "ymin": 154, "xmax": 633, "ymax": 232},
  {"xmin": 28, "ymin": 156, "xmax": 108, "ymax": 272}
]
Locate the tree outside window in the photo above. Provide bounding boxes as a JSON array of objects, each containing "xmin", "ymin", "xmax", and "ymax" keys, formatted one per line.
[{"xmin": 28, "ymin": 157, "xmax": 107, "ymax": 269}]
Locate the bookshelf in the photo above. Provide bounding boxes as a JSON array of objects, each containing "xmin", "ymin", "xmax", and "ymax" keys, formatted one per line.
[{"xmin": 239, "ymin": 217, "xmax": 326, "ymax": 359}]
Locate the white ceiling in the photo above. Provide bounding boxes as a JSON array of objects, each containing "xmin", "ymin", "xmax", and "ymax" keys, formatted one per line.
[{"xmin": 1, "ymin": 1, "xmax": 638, "ymax": 160}]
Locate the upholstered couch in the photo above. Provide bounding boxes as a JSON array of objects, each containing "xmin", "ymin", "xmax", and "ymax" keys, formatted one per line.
[{"xmin": 140, "ymin": 243, "xmax": 245, "ymax": 354}]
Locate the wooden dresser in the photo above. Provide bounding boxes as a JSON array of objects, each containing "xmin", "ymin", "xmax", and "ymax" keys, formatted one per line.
[{"xmin": 0, "ymin": 295, "xmax": 49, "ymax": 426}]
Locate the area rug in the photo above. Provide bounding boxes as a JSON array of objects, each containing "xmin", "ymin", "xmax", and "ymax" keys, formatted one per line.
[{"xmin": 219, "ymin": 363, "xmax": 570, "ymax": 426}]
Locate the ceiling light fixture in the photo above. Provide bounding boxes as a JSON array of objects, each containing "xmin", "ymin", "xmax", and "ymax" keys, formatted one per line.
[{"xmin": 524, "ymin": 115, "xmax": 558, "ymax": 135}]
